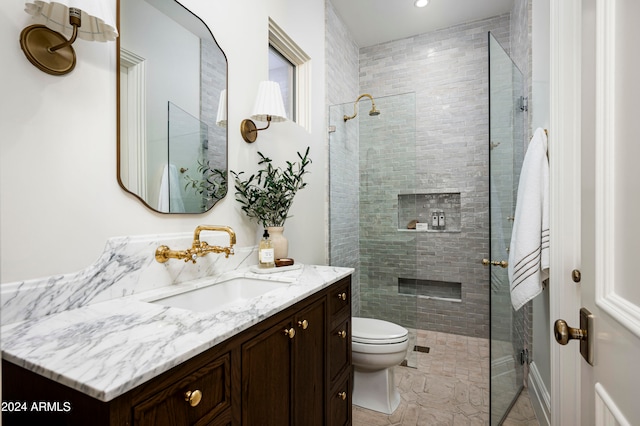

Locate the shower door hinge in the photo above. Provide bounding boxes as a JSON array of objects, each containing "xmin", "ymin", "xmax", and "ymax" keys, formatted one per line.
[
  {"xmin": 519, "ymin": 348, "xmax": 529, "ymax": 365},
  {"xmin": 519, "ymin": 96, "xmax": 528, "ymax": 112}
]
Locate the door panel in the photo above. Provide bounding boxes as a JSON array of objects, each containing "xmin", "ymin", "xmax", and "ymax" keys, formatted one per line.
[
  {"xmin": 585, "ymin": 0, "xmax": 640, "ymax": 423},
  {"xmin": 553, "ymin": 0, "xmax": 640, "ymax": 424}
]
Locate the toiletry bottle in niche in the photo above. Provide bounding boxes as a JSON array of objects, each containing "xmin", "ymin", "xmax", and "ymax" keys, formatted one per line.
[
  {"xmin": 431, "ymin": 211, "xmax": 439, "ymax": 230},
  {"xmin": 259, "ymin": 229, "xmax": 275, "ymax": 268},
  {"xmin": 438, "ymin": 211, "xmax": 446, "ymax": 230}
]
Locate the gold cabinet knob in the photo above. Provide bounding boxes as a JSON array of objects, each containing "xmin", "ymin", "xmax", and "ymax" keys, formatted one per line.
[
  {"xmin": 184, "ymin": 389, "xmax": 202, "ymax": 407},
  {"xmin": 338, "ymin": 292, "xmax": 347, "ymax": 301},
  {"xmin": 284, "ymin": 328, "xmax": 296, "ymax": 339},
  {"xmin": 337, "ymin": 330, "xmax": 347, "ymax": 339},
  {"xmin": 297, "ymin": 319, "xmax": 309, "ymax": 330},
  {"xmin": 337, "ymin": 391, "xmax": 347, "ymax": 400}
]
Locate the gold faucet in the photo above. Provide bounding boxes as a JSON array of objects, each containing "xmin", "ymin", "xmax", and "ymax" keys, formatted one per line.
[{"xmin": 155, "ymin": 225, "xmax": 236, "ymax": 263}]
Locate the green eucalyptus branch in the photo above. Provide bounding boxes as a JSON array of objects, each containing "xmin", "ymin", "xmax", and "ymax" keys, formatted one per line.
[{"xmin": 231, "ymin": 147, "xmax": 311, "ymax": 227}]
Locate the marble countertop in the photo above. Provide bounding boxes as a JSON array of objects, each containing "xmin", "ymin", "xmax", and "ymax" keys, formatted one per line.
[{"xmin": 1, "ymin": 264, "xmax": 352, "ymax": 402}]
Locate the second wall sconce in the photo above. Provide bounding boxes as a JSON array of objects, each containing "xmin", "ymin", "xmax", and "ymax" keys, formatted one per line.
[
  {"xmin": 216, "ymin": 89, "xmax": 227, "ymax": 128},
  {"xmin": 241, "ymin": 81, "xmax": 287, "ymax": 143},
  {"xmin": 20, "ymin": 0, "xmax": 118, "ymax": 76}
]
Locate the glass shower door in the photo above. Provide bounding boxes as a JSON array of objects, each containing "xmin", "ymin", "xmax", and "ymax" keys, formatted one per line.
[
  {"xmin": 166, "ymin": 102, "xmax": 208, "ymax": 213},
  {"xmin": 488, "ymin": 32, "xmax": 526, "ymax": 425},
  {"xmin": 328, "ymin": 93, "xmax": 418, "ymax": 369}
]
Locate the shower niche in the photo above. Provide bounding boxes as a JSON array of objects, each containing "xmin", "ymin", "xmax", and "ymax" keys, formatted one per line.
[
  {"xmin": 398, "ymin": 278, "xmax": 462, "ymax": 302},
  {"xmin": 398, "ymin": 192, "xmax": 461, "ymax": 232}
]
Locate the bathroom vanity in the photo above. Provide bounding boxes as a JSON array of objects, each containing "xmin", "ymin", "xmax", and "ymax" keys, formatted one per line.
[{"xmin": 1, "ymin": 239, "xmax": 353, "ymax": 426}]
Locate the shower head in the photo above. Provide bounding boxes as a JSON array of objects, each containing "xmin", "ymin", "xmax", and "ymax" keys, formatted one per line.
[{"xmin": 343, "ymin": 93, "xmax": 380, "ymax": 121}]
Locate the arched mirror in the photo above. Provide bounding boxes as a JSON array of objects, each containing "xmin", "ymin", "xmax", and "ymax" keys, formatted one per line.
[{"xmin": 117, "ymin": 0, "xmax": 227, "ymax": 213}]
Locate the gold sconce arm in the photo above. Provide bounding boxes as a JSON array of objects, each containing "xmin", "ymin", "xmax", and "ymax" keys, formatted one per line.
[
  {"xmin": 20, "ymin": 7, "xmax": 82, "ymax": 76},
  {"xmin": 20, "ymin": 3, "xmax": 118, "ymax": 76},
  {"xmin": 241, "ymin": 116, "xmax": 273, "ymax": 143}
]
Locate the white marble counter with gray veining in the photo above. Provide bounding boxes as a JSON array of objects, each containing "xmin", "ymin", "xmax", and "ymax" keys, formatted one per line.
[
  {"xmin": 0, "ymin": 232, "xmax": 352, "ymax": 403},
  {"xmin": 1, "ymin": 263, "xmax": 352, "ymax": 402}
]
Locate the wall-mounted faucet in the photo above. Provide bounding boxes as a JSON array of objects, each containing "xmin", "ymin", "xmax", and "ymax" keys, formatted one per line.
[{"xmin": 155, "ymin": 225, "xmax": 236, "ymax": 263}]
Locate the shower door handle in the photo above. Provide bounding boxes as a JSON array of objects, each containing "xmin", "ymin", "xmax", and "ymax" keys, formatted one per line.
[{"xmin": 482, "ymin": 259, "xmax": 508, "ymax": 268}]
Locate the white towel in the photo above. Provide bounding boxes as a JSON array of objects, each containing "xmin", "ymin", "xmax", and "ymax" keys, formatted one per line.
[
  {"xmin": 508, "ymin": 128, "xmax": 549, "ymax": 311},
  {"xmin": 157, "ymin": 164, "xmax": 185, "ymax": 213}
]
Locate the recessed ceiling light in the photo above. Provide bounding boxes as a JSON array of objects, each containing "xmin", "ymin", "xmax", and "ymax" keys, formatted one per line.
[{"xmin": 414, "ymin": 0, "xmax": 429, "ymax": 7}]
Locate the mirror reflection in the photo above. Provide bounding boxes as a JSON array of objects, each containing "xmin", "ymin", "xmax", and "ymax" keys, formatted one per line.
[{"xmin": 117, "ymin": 0, "xmax": 227, "ymax": 213}]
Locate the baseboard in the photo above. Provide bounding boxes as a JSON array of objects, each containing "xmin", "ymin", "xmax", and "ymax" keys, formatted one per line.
[{"xmin": 527, "ymin": 361, "xmax": 551, "ymax": 426}]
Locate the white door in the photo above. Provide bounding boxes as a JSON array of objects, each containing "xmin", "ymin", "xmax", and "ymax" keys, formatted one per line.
[{"xmin": 550, "ymin": 0, "xmax": 640, "ymax": 425}]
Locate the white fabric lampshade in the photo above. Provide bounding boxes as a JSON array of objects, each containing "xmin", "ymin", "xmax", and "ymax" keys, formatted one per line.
[
  {"xmin": 250, "ymin": 81, "xmax": 287, "ymax": 123},
  {"xmin": 216, "ymin": 89, "xmax": 227, "ymax": 128},
  {"xmin": 24, "ymin": 0, "xmax": 118, "ymax": 42}
]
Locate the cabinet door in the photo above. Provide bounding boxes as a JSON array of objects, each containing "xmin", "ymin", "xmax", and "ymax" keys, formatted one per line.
[
  {"xmin": 329, "ymin": 371, "xmax": 352, "ymax": 426},
  {"xmin": 133, "ymin": 353, "xmax": 231, "ymax": 426},
  {"xmin": 293, "ymin": 298, "xmax": 326, "ymax": 426},
  {"xmin": 329, "ymin": 317, "xmax": 351, "ymax": 383},
  {"xmin": 241, "ymin": 317, "xmax": 293, "ymax": 426},
  {"xmin": 328, "ymin": 279, "xmax": 351, "ymax": 324}
]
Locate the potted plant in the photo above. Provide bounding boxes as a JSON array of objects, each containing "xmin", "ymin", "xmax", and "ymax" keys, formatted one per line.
[{"xmin": 231, "ymin": 147, "xmax": 311, "ymax": 259}]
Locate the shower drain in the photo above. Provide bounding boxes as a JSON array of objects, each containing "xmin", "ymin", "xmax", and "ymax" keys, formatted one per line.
[{"xmin": 400, "ymin": 346, "xmax": 431, "ymax": 367}]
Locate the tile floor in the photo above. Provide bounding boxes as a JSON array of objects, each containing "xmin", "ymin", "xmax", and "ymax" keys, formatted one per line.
[{"xmin": 352, "ymin": 329, "xmax": 540, "ymax": 425}]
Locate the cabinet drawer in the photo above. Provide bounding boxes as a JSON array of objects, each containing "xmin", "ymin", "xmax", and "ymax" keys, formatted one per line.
[
  {"xmin": 133, "ymin": 353, "xmax": 231, "ymax": 426},
  {"xmin": 328, "ymin": 278, "xmax": 351, "ymax": 319},
  {"xmin": 328, "ymin": 370, "xmax": 352, "ymax": 426},
  {"xmin": 329, "ymin": 318, "xmax": 351, "ymax": 382}
]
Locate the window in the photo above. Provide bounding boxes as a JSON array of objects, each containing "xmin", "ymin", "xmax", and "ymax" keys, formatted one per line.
[
  {"xmin": 268, "ymin": 18, "xmax": 311, "ymax": 130},
  {"xmin": 269, "ymin": 46, "xmax": 296, "ymax": 122}
]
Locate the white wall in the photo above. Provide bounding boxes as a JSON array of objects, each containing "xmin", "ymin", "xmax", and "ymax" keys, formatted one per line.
[{"xmin": 0, "ymin": 0, "xmax": 327, "ymax": 283}]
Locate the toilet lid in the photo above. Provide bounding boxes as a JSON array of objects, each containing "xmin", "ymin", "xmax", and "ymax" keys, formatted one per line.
[{"xmin": 352, "ymin": 317, "xmax": 409, "ymax": 344}]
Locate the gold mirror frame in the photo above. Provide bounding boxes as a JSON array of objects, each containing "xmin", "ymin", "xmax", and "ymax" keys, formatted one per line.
[{"xmin": 116, "ymin": 0, "xmax": 228, "ymax": 214}]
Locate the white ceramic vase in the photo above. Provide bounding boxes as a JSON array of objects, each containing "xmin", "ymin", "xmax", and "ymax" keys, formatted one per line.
[{"xmin": 266, "ymin": 226, "xmax": 288, "ymax": 259}]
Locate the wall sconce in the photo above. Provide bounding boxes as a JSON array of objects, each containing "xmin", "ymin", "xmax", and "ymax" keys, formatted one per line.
[
  {"xmin": 20, "ymin": 0, "xmax": 118, "ymax": 76},
  {"xmin": 240, "ymin": 81, "xmax": 287, "ymax": 143}
]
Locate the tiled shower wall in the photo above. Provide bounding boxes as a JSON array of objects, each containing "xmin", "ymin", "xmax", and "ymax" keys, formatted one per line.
[
  {"xmin": 356, "ymin": 16, "xmax": 511, "ymax": 339},
  {"xmin": 326, "ymin": 1, "xmax": 532, "ymax": 340},
  {"xmin": 201, "ymin": 39, "xmax": 227, "ymax": 173},
  {"xmin": 326, "ymin": 0, "xmax": 361, "ymax": 316}
]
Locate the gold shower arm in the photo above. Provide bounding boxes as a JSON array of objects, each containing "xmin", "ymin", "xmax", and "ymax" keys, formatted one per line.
[{"xmin": 343, "ymin": 93, "xmax": 378, "ymax": 121}]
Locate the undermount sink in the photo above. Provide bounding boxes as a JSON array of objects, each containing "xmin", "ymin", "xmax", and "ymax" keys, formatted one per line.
[{"xmin": 150, "ymin": 277, "xmax": 292, "ymax": 313}]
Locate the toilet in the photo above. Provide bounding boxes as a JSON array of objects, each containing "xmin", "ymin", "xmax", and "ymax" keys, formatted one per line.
[{"xmin": 351, "ymin": 317, "xmax": 410, "ymax": 414}]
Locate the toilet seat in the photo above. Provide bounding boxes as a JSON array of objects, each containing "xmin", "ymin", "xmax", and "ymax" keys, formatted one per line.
[{"xmin": 352, "ymin": 317, "xmax": 409, "ymax": 345}]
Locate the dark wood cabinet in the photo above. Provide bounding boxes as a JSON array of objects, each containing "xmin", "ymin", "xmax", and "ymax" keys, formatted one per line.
[
  {"xmin": 241, "ymin": 297, "xmax": 327, "ymax": 426},
  {"xmin": 326, "ymin": 278, "xmax": 353, "ymax": 425},
  {"xmin": 329, "ymin": 370, "xmax": 353, "ymax": 426},
  {"xmin": 241, "ymin": 316, "xmax": 293, "ymax": 425},
  {"xmin": 292, "ymin": 298, "xmax": 326, "ymax": 426},
  {"xmin": 133, "ymin": 353, "xmax": 231, "ymax": 426},
  {"xmin": 2, "ymin": 275, "xmax": 352, "ymax": 426}
]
